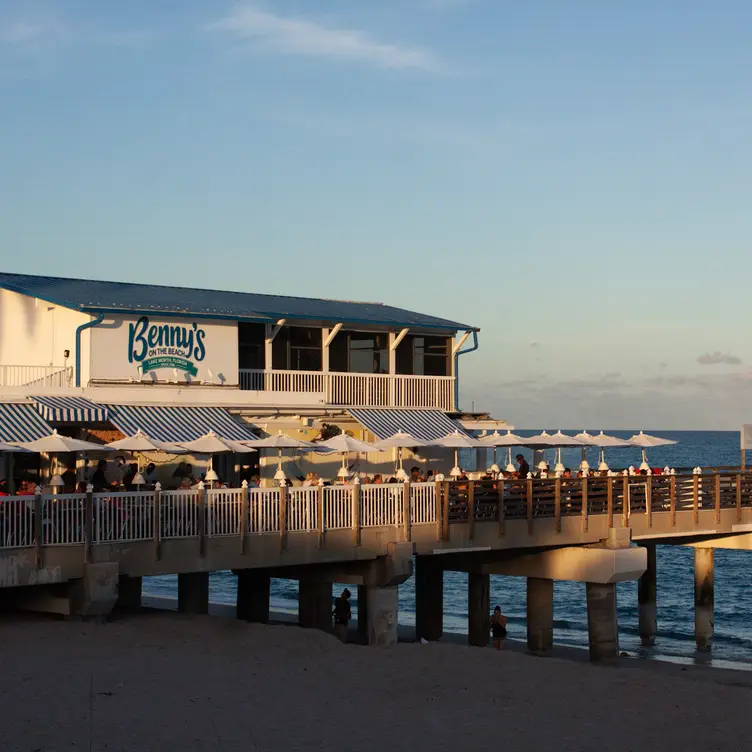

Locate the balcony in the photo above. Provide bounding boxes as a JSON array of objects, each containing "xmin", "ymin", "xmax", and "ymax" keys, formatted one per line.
[
  {"xmin": 0, "ymin": 365, "xmax": 72, "ymax": 388},
  {"xmin": 239, "ymin": 369, "xmax": 455, "ymax": 410}
]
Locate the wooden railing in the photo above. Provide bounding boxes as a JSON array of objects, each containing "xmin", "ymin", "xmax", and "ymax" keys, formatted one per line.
[
  {"xmin": 0, "ymin": 365, "xmax": 72, "ymax": 387},
  {"xmin": 238, "ymin": 369, "xmax": 455, "ymax": 410},
  {"xmin": 2, "ymin": 473, "xmax": 751, "ymax": 560}
]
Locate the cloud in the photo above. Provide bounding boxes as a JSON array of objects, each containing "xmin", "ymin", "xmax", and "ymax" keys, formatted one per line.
[
  {"xmin": 697, "ymin": 351, "xmax": 742, "ymax": 366},
  {"xmin": 0, "ymin": 18, "xmax": 67, "ymax": 45},
  {"xmin": 207, "ymin": 6, "xmax": 439, "ymax": 71}
]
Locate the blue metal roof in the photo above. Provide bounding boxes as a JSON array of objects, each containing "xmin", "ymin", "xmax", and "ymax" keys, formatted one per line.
[{"xmin": 0, "ymin": 273, "xmax": 473, "ymax": 332}]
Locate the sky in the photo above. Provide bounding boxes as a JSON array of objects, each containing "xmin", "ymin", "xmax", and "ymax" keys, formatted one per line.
[{"xmin": 1, "ymin": 0, "xmax": 751, "ymax": 429}]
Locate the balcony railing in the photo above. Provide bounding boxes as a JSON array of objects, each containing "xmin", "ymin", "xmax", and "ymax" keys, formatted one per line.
[
  {"xmin": 0, "ymin": 365, "xmax": 72, "ymax": 388},
  {"xmin": 239, "ymin": 369, "xmax": 455, "ymax": 410}
]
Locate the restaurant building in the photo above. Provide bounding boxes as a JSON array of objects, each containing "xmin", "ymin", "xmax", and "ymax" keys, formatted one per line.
[{"xmin": 0, "ymin": 272, "xmax": 502, "ymax": 485}]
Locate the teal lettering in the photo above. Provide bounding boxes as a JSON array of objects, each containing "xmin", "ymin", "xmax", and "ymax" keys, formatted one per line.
[{"xmin": 128, "ymin": 316, "xmax": 149, "ymax": 363}]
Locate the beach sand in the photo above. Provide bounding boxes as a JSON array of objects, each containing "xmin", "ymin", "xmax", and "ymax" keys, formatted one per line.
[{"xmin": 0, "ymin": 610, "xmax": 749, "ymax": 752}]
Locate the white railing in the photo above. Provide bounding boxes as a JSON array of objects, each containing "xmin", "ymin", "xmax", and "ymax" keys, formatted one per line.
[
  {"xmin": 410, "ymin": 482, "xmax": 437, "ymax": 524},
  {"xmin": 0, "ymin": 365, "xmax": 72, "ymax": 387},
  {"xmin": 95, "ymin": 492, "xmax": 154, "ymax": 543},
  {"xmin": 288, "ymin": 488, "xmax": 318, "ymax": 532},
  {"xmin": 249, "ymin": 488, "xmax": 280, "ymax": 533},
  {"xmin": 238, "ymin": 369, "xmax": 455, "ymax": 410},
  {"xmin": 207, "ymin": 488, "xmax": 243, "ymax": 537},
  {"xmin": 0, "ymin": 497, "xmax": 35, "ymax": 548},
  {"xmin": 360, "ymin": 484, "xmax": 403, "ymax": 527},
  {"xmin": 323, "ymin": 485, "xmax": 352, "ymax": 530},
  {"xmin": 160, "ymin": 490, "xmax": 199, "ymax": 539},
  {"xmin": 43, "ymin": 494, "xmax": 86, "ymax": 545}
]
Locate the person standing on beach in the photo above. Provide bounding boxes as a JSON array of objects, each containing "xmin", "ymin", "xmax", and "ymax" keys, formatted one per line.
[
  {"xmin": 333, "ymin": 588, "xmax": 352, "ymax": 643},
  {"xmin": 491, "ymin": 606, "xmax": 507, "ymax": 650}
]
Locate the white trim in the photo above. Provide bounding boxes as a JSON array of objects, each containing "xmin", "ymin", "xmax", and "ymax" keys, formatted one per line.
[
  {"xmin": 323, "ymin": 323, "xmax": 343, "ymax": 348},
  {"xmin": 452, "ymin": 330, "xmax": 471, "ymax": 355},
  {"xmin": 390, "ymin": 328, "xmax": 409, "ymax": 350}
]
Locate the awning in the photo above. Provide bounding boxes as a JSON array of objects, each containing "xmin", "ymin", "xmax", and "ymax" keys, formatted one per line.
[
  {"xmin": 348, "ymin": 408, "xmax": 466, "ymax": 442},
  {"xmin": 31, "ymin": 396, "xmax": 109, "ymax": 423},
  {"xmin": 105, "ymin": 405, "xmax": 257, "ymax": 443},
  {"xmin": 0, "ymin": 403, "xmax": 54, "ymax": 443}
]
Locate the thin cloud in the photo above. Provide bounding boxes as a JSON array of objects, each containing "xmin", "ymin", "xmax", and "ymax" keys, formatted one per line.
[
  {"xmin": 0, "ymin": 18, "xmax": 68, "ymax": 45},
  {"xmin": 208, "ymin": 6, "xmax": 440, "ymax": 71},
  {"xmin": 697, "ymin": 351, "xmax": 742, "ymax": 366}
]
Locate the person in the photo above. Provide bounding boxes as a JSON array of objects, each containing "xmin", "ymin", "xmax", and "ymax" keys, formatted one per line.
[
  {"xmin": 172, "ymin": 462, "xmax": 189, "ymax": 481},
  {"xmin": 0, "ymin": 479, "xmax": 8, "ymax": 496},
  {"xmin": 491, "ymin": 605, "xmax": 507, "ymax": 650},
  {"xmin": 516, "ymin": 454, "xmax": 530, "ymax": 478},
  {"xmin": 372, "ymin": 474, "xmax": 383, "ymax": 484},
  {"xmin": 249, "ymin": 475, "xmax": 260, "ymax": 488},
  {"xmin": 410, "ymin": 466, "xmax": 421, "ymax": 483},
  {"xmin": 92, "ymin": 460, "xmax": 114, "ymax": 492},
  {"xmin": 332, "ymin": 588, "xmax": 351, "ymax": 643},
  {"xmin": 61, "ymin": 465, "xmax": 77, "ymax": 493},
  {"xmin": 123, "ymin": 463, "xmax": 138, "ymax": 491},
  {"xmin": 145, "ymin": 463, "xmax": 157, "ymax": 485}
]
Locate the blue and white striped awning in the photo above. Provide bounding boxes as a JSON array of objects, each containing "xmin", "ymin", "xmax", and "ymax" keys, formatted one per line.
[
  {"xmin": 348, "ymin": 408, "xmax": 466, "ymax": 442},
  {"xmin": 31, "ymin": 396, "xmax": 109, "ymax": 423},
  {"xmin": 0, "ymin": 403, "xmax": 53, "ymax": 442},
  {"xmin": 105, "ymin": 405, "xmax": 257, "ymax": 443}
]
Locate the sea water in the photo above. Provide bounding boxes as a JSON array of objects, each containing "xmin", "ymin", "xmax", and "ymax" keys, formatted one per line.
[{"xmin": 144, "ymin": 431, "xmax": 752, "ymax": 667}]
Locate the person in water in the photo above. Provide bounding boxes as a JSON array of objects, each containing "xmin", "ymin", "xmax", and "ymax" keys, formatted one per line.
[{"xmin": 491, "ymin": 605, "xmax": 507, "ymax": 650}]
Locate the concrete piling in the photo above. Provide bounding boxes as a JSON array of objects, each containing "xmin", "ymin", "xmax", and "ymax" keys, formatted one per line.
[
  {"xmin": 638, "ymin": 543, "xmax": 657, "ymax": 647},
  {"xmin": 178, "ymin": 572, "xmax": 209, "ymax": 615},
  {"xmin": 116, "ymin": 575, "xmax": 142, "ymax": 610},
  {"xmin": 694, "ymin": 548, "xmax": 714, "ymax": 651},
  {"xmin": 298, "ymin": 578, "xmax": 332, "ymax": 632},
  {"xmin": 585, "ymin": 582, "xmax": 619, "ymax": 663},
  {"xmin": 415, "ymin": 555, "xmax": 443, "ymax": 642},
  {"xmin": 468, "ymin": 572, "xmax": 490, "ymax": 647},
  {"xmin": 236, "ymin": 569, "xmax": 271, "ymax": 624},
  {"xmin": 526, "ymin": 577, "xmax": 554, "ymax": 654},
  {"xmin": 365, "ymin": 585, "xmax": 399, "ymax": 646}
]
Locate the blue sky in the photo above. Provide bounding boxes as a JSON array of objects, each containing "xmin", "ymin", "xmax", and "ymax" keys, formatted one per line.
[{"xmin": 1, "ymin": 0, "xmax": 751, "ymax": 428}]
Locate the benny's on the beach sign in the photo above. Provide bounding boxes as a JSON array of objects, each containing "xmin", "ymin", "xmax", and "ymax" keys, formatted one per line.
[{"xmin": 88, "ymin": 314, "xmax": 239, "ymax": 383}]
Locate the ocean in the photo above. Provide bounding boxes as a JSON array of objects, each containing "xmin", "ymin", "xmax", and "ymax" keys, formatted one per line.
[{"xmin": 144, "ymin": 430, "xmax": 752, "ymax": 668}]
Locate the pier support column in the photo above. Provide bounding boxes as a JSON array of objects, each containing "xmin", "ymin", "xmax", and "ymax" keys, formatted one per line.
[
  {"xmin": 178, "ymin": 572, "xmax": 209, "ymax": 615},
  {"xmin": 694, "ymin": 548, "xmax": 714, "ymax": 651},
  {"xmin": 415, "ymin": 555, "xmax": 443, "ymax": 641},
  {"xmin": 236, "ymin": 569, "xmax": 270, "ymax": 624},
  {"xmin": 357, "ymin": 585, "xmax": 369, "ymax": 642},
  {"xmin": 365, "ymin": 586, "xmax": 399, "ymax": 646},
  {"xmin": 526, "ymin": 577, "xmax": 554, "ymax": 654},
  {"xmin": 298, "ymin": 578, "xmax": 332, "ymax": 633},
  {"xmin": 638, "ymin": 544, "xmax": 657, "ymax": 647},
  {"xmin": 116, "ymin": 575, "xmax": 142, "ymax": 610},
  {"xmin": 468, "ymin": 573, "xmax": 490, "ymax": 647},
  {"xmin": 585, "ymin": 582, "xmax": 619, "ymax": 663}
]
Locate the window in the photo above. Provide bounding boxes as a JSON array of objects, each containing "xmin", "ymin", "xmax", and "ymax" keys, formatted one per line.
[
  {"xmin": 238, "ymin": 323, "xmax": 265, "ymax": 369},
  {"xmin": 396, "ymin": 335, "xmax": 450, "ymax": 376},
  {"xmin": 329, "ymin": 331, "xmax": 388, "ymax": 374},
  {"xmin": 272, "ymin": 326, "xmax": 322, "ymax": 371}
]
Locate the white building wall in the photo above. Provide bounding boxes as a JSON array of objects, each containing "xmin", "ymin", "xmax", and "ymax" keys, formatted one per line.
[{"xmin": 0, "ymin": 288, "xmax": 88, "ymax": 369}]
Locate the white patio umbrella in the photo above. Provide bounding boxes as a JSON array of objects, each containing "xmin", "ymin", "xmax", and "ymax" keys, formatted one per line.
[
  {"xmin": 373, "ymin": 431, "xmax": 426, "ymax": 481},
  {"xmin": 627, "ymin": 431, "xmax": 678, "ymax": 471},
  {"xmin": 542, "ymin": 431, "xmax": 588, "ymax": 473},
  {"xmin": 0, "ymin": 442, "xmax": 29, "ymax": 452},
  {"xmin": 180, "ymin": 431, "xmax": 258, "ymax": 487},
  {"xmin": 319, "ymin": 433, "xmax": 382, "ymax": 480},
  {"xmin": 18, "ymin": 429, "xmax": 114, "ymax": 490},
  {"xmin": 575, "ymin": 431, "xmax": 632, "ymax": 472},
  {"xmin": 250, "ymin": 432, "xmax": 320, "ymax": 482},
  {"xmin": 106, "ymin": 429, "xmax": 188, "ymax": 487},
  {"xmin": 521, "ymin": 431, "xmax": 559, "ymax": 473},
  {"xmin": 481, "ymin": 430, "xmax": 527, "ymax": 474},
  {"xmin": 426, "ymin": 430, "xmax": 486, "ymax": 478}
]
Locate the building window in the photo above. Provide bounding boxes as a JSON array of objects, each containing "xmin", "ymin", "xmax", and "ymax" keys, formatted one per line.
[
  {"xmin": 329, "ymin": 331, "xmax": 388, "ymax": 374},
  {"xmin": 396, "ymin": 335, "xmax": 450, "ymax": 376},
  {"xmin": 272, "ymin": 326, "xmax": 322, "ymax": 371},
  {"xmin": 238, "ymin": 323, "xmax": 265, "ymax": 370}
]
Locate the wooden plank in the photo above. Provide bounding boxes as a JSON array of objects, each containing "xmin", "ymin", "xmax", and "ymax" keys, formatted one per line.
[
  {"xmin": 554, "ymin": 478, "xmax": 562, "ymax": 533},
  {"xmin": 714, "ymin": 473, "xmax": 721, "ymax": 524},
  {"xmin": 467, "ymin": 481, "xmax": 476, "ymax": 540},
  {"xmin": 736, "ymin": 473, "xmax": 742, "ymax": 523},
  {"xmin": 669, "ymin": 475, "xmax": 676, "ymax": 527},
  {"xmin": 606, "ymin": 477, "xmax": 613, "ymax": 529},
  {"xmin": 581, "ymin": 477, "xmax": 588, "ymax": 533},
  {"xmin": 496, "ymin": 480, "xmax": 505, "ymax": 537},
  {"xmin": 693, "ymin": 475, "xmax": 699, "ymax": 525},
  {"xmin": 526, "ymin": 478, "xmax": 533, "ymax": 536}
]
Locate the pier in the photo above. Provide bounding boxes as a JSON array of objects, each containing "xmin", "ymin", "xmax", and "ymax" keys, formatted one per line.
[{"xmin": 2, "ymin": 469, "xmax": 750, "ymax": 660}]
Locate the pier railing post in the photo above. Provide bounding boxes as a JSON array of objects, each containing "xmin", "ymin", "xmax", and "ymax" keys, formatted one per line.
[
  {"xmin": 84, "ymin": 483, "xmax": 94, "ymax": 564},
  {"xmin": 402, "ymin": 480, "xmax": 411, "ymax": 542},
  {"xmin": 239, "ymin": 480, "xmax": 249, "ymax": 554},
  {"xmin": 434, "ymin": 480, "xmax": 443, "ymax": 541},
  {"xmin": 279, "ymin": 480, "xmax": 288, "ymax": 552},
  {"xmin": 352, "ymin": 478, "xmax": 361, "ymax": 547},
  {"xmin": 33, "ymin": 486, "xmax": 43, "ymax": 570},
  {"xmin": 467, "ymin": 481, "xmax": 475, "ymax": 540},
  {"xmin": 526, "ymin": 476, "xmax": 533, "ymax": 536},
  {"xmin": 622, "ymin": 474, "xmax": 629, "ymax": 528},
  {"xmin": 692, "ymin": 469, "xmax": 700, "ymax": 525},
  {"xmin": 153, "ymin": 482, "xmax": 162, "ymax": 562},
  {"xmin": 197, "ymin": 481, "xmax": 206, "ymax": 558},
  {"xmin": 317, "ymin": 478, "xmax": 325, "ymax": 550},
  {"xmin": 645, "ymin": 474, "xmax": 652, "ymax": 528},
  {"xmin": 442, "ymin": 481, "xmax": 450, "ymax": 542},
  {"xmin": 714, "ymin": 472, "xmax": 721, "ymax": 524},
  {"xmin": 606, "ymin": 475, "xmax": 613, "ymax": 529},
  {"xmin": 736, "ymin": 472, "xmax": 742, "ymax": 522},
  {"xmin": 554, "ymin": 477, "xmax": 562, "ymax": 533},
  {"xmin": 669, "ymin": 475, "xmax": 676, "ymax": 527},
  {"xmin": 497, "ymin": 479, "xmax": 505, "ymax": 538},
  {"xmin": 581, "ymin": 475, "xmax": 589, "ymax": 533}
]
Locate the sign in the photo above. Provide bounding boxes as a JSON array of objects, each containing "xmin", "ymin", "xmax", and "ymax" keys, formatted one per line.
[
  {"xmin": 88, "ymin": 315, "xmax": 239, "ymax": 384},
  {"xmin": 128, "ymin": 316, "xmax": 206, "ymax": 377}
]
